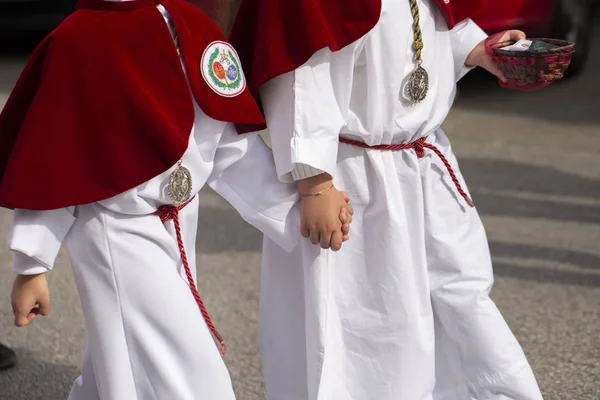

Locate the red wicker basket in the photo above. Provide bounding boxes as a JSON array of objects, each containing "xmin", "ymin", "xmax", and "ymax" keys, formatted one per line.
[{"xmin": 492, "ymin": 39, "xmax": 575, "ymax": 85}]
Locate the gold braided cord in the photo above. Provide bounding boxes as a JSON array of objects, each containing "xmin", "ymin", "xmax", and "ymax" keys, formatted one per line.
[{"xmin": 409, "ymin": 0, "xmax": 423, "ymax": 62}]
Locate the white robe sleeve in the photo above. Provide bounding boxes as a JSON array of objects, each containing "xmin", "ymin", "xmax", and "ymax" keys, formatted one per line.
[
  {"xmin": 259, "ymin": 44, "xmax": 358, "ymax": 182},
  {"xmin": 8, "ymin": 207, "xmax": 76, "ymax": 275},
  {"xmin": 449, "ymin": 19, "xmax": 488, "ymax": 81},
  {"xmin": 207, "ymin": 124, "xmax": 301, "ymax": 253}
]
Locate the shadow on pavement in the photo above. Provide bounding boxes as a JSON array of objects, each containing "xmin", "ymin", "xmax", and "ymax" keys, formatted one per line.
[
  {"xmin": 0, "ymin": 348, "xmax": 78, "ymax": 400},
  {"xmin": 460, "ymin": 158, "xmax": 600, "ymax": 224},
  {"xmin": 197, "ymin": 155, "xmax": 600, "ymax": 288},
  {"xmin": 454, "ymin": 158, "xmax": 600, "ymax": 287},
  {"xmin": 197, "ymin": 156, "xmax": 600, "ymax": 252},
  {"xmin": 490, "ymin": 242, "xmax": 600, "ymax": 288},
  {"xmin": 196, "ymin": 204, "xmax": 600, "ymax": 288},
  {"xmin": 493, "ymin": 261, "xmax": 600, "ymax": 287},
  {"xmin": 461, "ymin": 158, "xmax": 600, "ymax": 198}
]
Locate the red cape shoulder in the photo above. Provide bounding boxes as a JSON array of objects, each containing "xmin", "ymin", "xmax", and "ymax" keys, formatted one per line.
[
  {"xmin": 229, "ymin": 0, "xmax": 382, "ymax": 97},
  {"xmin": 0, "ymin": 0, "xmax": 264, "ymax": 210},
  {"xmin": 230, "ymin": 0, "xmax": 488, "ymax": 96},
  {"xmin": 228, "ymin": 0, "xmax": 381, "ymax": 133},
  {"xmin": 229, "ymin": 0, "xmax": 487, "ymax": 133}
]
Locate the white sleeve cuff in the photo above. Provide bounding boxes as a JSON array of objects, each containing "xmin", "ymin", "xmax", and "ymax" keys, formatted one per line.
[
  {"xmin": 291, "ymin": 164, "xmax": 325, "ymax": 181},
  {"xmin": 450, "ymin": 19, "xmax": 489, "ymax": 81},
  {"xmin": 8, "ymin": 208, "xmax": 76, "ymax": 270},
  {"xmin": 290, "ymin": 135, "xmax": 339, "ymax": 180},
  {"xmin": 13, "ymin": 252, "xmax": 50, "ymax": 275}
]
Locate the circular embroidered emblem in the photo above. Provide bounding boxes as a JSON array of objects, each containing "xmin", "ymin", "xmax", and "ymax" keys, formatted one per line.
[{"xmin": 201, "ymin": 41, "xmax": 246, "ymax": 98}]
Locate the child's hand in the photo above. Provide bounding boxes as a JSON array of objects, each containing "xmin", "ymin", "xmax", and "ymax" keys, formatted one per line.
[
  {"xmin": 340, "ymin": 193, "xmax": 353, "ymax": 242},
  {"xmin": 297, "ymin": 174, "xmax": 354, "ymax": 251},
  {"xmin": 466, "ymin": 30, "xmax": 526, "ymax": 82},
  {"xmin": 11, "ymin": 273, "xmax": 50, "ymax": 327}
]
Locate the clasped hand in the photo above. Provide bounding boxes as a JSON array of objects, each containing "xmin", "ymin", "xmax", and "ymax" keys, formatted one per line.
[{"xmin": 297, "ymin": 174, "xmax": 354, "ymax": 251}]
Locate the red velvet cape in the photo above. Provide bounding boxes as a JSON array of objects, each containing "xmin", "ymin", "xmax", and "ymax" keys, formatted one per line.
[
  {"xmin": 0, "ymin": 0, "xmax": 264, "ymax": 210},
  {"xmin": 229, "ymin": 0, "xmax": 487, "ymax": 133}
]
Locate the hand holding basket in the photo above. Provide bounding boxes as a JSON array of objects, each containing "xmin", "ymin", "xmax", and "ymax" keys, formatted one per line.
[{"xmin": 491, "ymin": 38, "xmax": 575, "ymax": 84}]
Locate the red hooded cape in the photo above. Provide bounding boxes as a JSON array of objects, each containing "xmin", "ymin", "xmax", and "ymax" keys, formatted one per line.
[
  {"xmin": 0, "ymin": 0, "xmax": 264, "ymax": 210},
  {"xmin": 229, "ymin": 0, "xmax": 487, "ymax": 133}
]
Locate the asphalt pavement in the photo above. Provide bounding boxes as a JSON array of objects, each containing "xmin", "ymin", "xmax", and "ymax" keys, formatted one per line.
[{"xmin": 0, "ymin": 18, "xmax": 599, "ymax": 400}]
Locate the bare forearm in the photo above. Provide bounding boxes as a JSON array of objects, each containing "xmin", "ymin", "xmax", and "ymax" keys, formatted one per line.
[{"xmin": 296, "ymin": 173, "xmax": 334, "ymax": 195}]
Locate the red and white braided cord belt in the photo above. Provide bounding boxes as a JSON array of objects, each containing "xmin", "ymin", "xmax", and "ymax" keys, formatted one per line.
[{"xmin": 339, "ymin": 136, "xmax": 475, "ymax": 208}]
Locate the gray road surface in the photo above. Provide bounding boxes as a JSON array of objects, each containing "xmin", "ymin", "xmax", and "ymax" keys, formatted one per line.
[{"xmin": 1, "ymin": 21, "xmax": 599, "ymax": 400}]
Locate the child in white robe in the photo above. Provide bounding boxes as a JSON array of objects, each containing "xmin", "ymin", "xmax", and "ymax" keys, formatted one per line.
[
  {"xmin": 230, "ymin": 0, "xmax": 545, "ymax": 398},
  {"xmin": 3, "ymin": 0, "xmax": 353, "ymax": 399}
]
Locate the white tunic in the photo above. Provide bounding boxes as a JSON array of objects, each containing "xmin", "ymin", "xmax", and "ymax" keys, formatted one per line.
[
  {"xmin": 7, "ymin": 5, "xmax": 300, "ymax": 400},
  {"xmin": 258, "ymin": 0, "xmax": 544, "ymax": 399}
]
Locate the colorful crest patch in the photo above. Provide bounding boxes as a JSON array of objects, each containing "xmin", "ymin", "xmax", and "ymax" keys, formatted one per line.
[{"xmin": 200, "ymin": 41, "xmax": 246, "ymax": 98}]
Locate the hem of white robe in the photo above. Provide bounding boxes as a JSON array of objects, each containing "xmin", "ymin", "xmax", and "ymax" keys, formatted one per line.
[
  {"xmin": 264, "ymin": 362, "xmax": 540, "ymax": 400},
  {"xmin": 435, "ymin": 363, "xmax": 542, "ymax": 400},
  {"xmin": 472, "ymin": 362, "xmax": 532, "ymax": 389}
]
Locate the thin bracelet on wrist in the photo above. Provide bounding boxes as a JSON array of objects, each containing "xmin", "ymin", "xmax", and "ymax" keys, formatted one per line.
[{"xmin": 301, "ymin": 183, "xmax": 335, "ymax": 197}]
